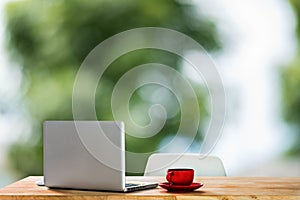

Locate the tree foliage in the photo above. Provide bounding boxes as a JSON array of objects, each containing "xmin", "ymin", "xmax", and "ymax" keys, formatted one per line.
[
  {"xmin": 281, "ymin": 0, "xmax": 300, "ymax": 155},
  {"xmin": 5, "ymin": 0, "xmax": 221, "ymax": 177}
]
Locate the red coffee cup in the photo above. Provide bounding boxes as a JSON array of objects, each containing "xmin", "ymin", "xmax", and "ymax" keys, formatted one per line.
[{"xmin": 166, "ymin": 168, "xmax": 194, "ymax": 185}]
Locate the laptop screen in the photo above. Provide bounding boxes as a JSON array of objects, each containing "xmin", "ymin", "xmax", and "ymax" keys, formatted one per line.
[{"xmin": 43, "ymin": 121, "xmax": 126, "ymax": 191}]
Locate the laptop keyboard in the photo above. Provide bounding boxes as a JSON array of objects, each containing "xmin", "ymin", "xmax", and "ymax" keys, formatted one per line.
[
  {"xmin": 125, "ymin": 182, "xmax": 158, "ymax": 192},
  {"xmin": 125, "ymin": 183, "xmax": 139, "ymax": 187}
]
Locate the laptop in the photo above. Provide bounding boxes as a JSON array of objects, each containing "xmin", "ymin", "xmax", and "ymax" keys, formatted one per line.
[{"xmin": 43, "ymin": 121, "xmax": 158, "ymax": 192}]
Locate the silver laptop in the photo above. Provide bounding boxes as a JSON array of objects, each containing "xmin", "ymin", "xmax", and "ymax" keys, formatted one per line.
[{"xmin": 43, "ymin": 121, "xmax": 157, "ymax": 192}]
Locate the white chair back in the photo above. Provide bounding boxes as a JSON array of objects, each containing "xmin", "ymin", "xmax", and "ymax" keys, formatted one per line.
[{"xmin": 144, "ymin": 153, "xmax": 226, "ymax": 176}]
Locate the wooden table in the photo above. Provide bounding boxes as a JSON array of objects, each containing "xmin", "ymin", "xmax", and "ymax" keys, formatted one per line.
[{"xmin": 0, "ymin": 176, "xmax": 299, "ymax": 200}]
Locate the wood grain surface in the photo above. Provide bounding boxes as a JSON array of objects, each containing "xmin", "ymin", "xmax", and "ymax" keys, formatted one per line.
[{"xmin": 0, "ymin": 176, "xmax": 299, "ymax": 200}]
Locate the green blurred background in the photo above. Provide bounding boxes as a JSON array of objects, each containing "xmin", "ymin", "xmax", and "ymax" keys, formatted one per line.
[
  {"xmin": 0, "ymin": 0, "xmax": 299, "ymax": 187},
  {"xmin": 4, "ymin": 0, "xmax": 220, "ymax": 178}
]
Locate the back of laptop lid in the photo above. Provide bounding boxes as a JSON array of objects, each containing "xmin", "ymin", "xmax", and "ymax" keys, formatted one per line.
[{"xmin": 44, "ymin": 121, "xmax": 125, "ymax": 191}]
